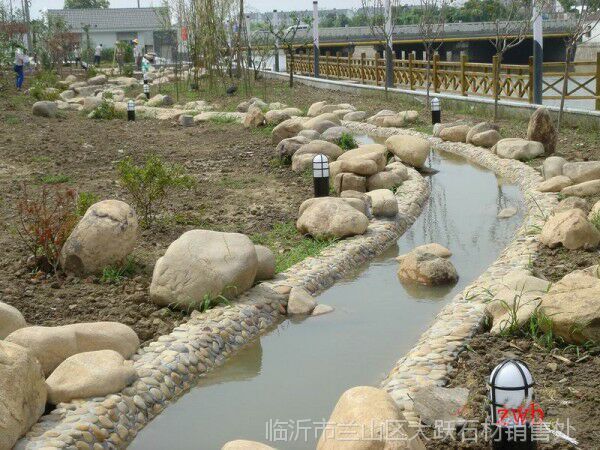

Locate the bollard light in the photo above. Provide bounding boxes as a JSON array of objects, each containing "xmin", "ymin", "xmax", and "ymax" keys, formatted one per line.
[
  {"xmin": 143, "ymin": 72, "xmax": 149, "ymax": 84},
  {"xmin": 431, "ymin": 97, "xmax": 441, "ymax": 125},
  {"xmin": 127, "ymin": 100, "xmax": 135, "ymax": 121},
  {"xmin": 143, "ymin": 83, "xmax": 150, "ymax": 100},
  {"xmin": 312, "ymin": 154, "xmax": 329, "ymax": 198},
  {"xmin": 488, "ymin": 359, "xmax": 537, "ymax": 450}
]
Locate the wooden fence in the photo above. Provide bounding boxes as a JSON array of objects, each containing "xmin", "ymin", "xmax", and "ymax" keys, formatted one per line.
[{"xmin": 288, "ymin": 52, "xmax": 600, "ymax": 110}]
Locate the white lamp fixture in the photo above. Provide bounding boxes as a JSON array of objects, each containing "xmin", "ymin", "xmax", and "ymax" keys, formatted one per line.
[{"xmin": 312, "ymin": 154, "xmax": 329, "ymax": 197}]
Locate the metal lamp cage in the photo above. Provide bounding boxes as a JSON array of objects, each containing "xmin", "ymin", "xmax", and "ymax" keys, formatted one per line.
[
  {"xmin": 431, "ymin": 97, "xmax": 441, "ymax": 112},
  {"xmin": 488, "ymin": 359, "xmax": 535, "ymax": 426},
  {"xmin": 127, "ymin": 100, "xmax": 135, "ymax": 111},
  {"xmin": 313, "ymin": 154, "xmax": 329, "ymax": 178},
  {"xmin": 143, "ymin": 84, "xmax": 150, "ymax": 93}
]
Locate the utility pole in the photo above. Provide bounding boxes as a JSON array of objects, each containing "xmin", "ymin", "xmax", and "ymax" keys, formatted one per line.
[
  {"xmin": 22, "ymin": 0, "xmax": 32, "ymax": 53},
  {"xmin": 532, "ymin": 3, "xmax": 543, "ymax": 104},
  {"xmin": 384, "ymin": 0, "xmax": 393, "ymax": 88},
  {"xmin": 313, "ymin": 1, "xmax": 319, "ymax": 77}
]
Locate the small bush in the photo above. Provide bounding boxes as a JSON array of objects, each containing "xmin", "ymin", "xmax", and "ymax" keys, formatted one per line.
[
  {"xmin": 89, "ymin": 101, "xmax": 124, "ymax": 120},
  {"xmin": 16, "ymin": 185, "xmax": 78, "ymax": 272},
  {"xmin": 76, "ymin": 192, "xmax": 99, "ymax": 216},
  {"xmin": 122, "ymin": 64, "xmax": 135, "ymax": 77},
  {"xmin": 86, "ymin": 66, "xmax": 98, "ymax": 78},
  {"xmin": 117, "ymin": 155, "xmax": 196, "ymax": 227},
  {"xmin": 337, "ymin": 132, "xmax": 358, "ymax": 150},
  {"xmin": 30, "ymin": 71, "xmax": 59, "ymax": 101}
]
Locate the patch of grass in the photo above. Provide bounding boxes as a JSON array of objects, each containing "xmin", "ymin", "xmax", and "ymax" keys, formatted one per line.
[
  {"xmin": 5, "ymin": 115, "xmax": 20, "ymax": 124},
  {"xmin": 76, "ymin": 192, "xmax": 99, "ymax": 216},
  {"xmin": 269, "ymin": 157, "xmax": 286, "ymax": 169},
  {"xmin": 412, "ymin": 123, "xmax": 433, "ymax": 135},
  {"xmin": 251, "ymin": 221, "xmax": 337, "ymax": 273},
  {"xmin": 40, "ymin": 173, "xmax": 72, "ymax": 184},
  {"xmin": 209, "ymin": 114, "xmax": 237, "ymax": 125},
  {"xmin": 337, "ymin": 132, "xmax": 358, "ymax": 150},
  {"xmin": 102, "ymin": 91, "xmax": 114, "ymax": 100},
  {"xmin": 217, "ymin": 175, "xmax": 258, "ymax": 189},
  {"xmin": 100, "ymin": 256, "xmax": 139, "ymax": 284},
  {"xmin": 169, "ymin": 293, "xmax": 231, "ymax": 314},
  {"xmin": 251, "ymin": 123, "xmax": 276, "ymax": 136}
]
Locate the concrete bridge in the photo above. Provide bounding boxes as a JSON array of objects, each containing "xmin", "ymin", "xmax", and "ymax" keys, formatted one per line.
[{"xmin": 288, "ymin": 19, "xmax": 576, "ymax": 63}]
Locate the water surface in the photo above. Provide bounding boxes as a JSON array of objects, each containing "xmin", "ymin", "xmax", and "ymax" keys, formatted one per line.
[{"xmin": 130, "ymin": 149, "xmax": 523, "ymax": 450}]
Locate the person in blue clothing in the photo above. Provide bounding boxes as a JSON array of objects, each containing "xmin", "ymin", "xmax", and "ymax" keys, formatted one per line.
[{"xmin": 13, "ymin": 46, "xmax": 28, "ymax": 90}]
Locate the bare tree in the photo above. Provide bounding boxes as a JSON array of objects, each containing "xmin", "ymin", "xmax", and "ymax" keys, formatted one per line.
[
  {"xmin": 262, "ymin": 12, "xmax": 312, "ymax": 88},
  {"xmin": 419, "ymin": 0, "xmax": 447, "ymax": 107},
  {"xmin": 557, "ymin": 1, "xmax": 600, "ymax": 130},
  {"xmin": 489, "ymin": 0, "xmax": 546, "ymax": 121}
]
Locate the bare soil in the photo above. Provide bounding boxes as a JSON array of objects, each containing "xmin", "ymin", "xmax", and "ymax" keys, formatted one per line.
[
  {"xmin": 0, "ymin": 86, "xmax": 310, "ymax": 344},
  {"xmin": 425, "ymin": 333, "xmax": 600, "ymax": 449}
]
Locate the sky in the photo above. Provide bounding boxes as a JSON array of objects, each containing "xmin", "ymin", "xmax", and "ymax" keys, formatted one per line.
[{"xmin": 30, "ymin": 0, "xmax": 421, "ymax": 19}]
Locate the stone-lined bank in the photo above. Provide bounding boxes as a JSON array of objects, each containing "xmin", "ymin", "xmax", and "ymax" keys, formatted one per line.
[
  {"xmin": 344, "ymin": 121, "xmax": 557, "ymax": 425},
  {"xmin": 16, "ymin": 167, "xmax": 429, "ymax": 447}
]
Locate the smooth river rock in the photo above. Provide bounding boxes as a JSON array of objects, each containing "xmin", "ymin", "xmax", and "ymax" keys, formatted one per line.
[
  {"xmin": 0, "ymin": 301, "xmax": 26, "ymax": 339},
  {"xmin": 297, "ymin": 197, "xmax": 369, "ymax": 239}
]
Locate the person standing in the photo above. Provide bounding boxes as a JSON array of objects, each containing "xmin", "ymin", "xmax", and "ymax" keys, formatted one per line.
[
  {"xmin": 94, "ymin": 43, "xmax": 102, "ymax": 65},
  {"xmin": 73, "ymin": 45, "xmax": 81, "ymax": 67},
  {"xmin": 133, "ymin": 39, "xmax": 143, "ymax": 70},
  {"xmin": 13, "ymin": 47, "xmax": 26, "ymax": 90}
]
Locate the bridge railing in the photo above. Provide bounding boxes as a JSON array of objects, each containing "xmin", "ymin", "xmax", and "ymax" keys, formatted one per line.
[{"xmin": 288, "ymin": 52, "xmax": 600, "ymax": 109}]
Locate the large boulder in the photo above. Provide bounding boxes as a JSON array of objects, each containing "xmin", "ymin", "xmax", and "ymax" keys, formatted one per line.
[
  {"xmin": 543, "ymin": 156, "xmax": 567, "ymax": 180},
  {"xmin": 243, "ymin": 105, "xmax": 265, "ymax": 128},
  {"xmin": 562, "ymin": 161, "xmax": 600, "ymax": 184},
  {"xmin": 82, "ymin": 96, "xmax": 102, "ymax": 112},
  {"xmin": 287, "ymin": 287, "xmax": 316, "ymax": 315},
  {"xmin": 466, "ymin": 122, "xmax": 500, "ymax": 144},
  {"xmin": 59, "ymin": 89, "xmax": 75, "ymax": 101},
  {"xmin": 297, "ymin": 197, "xmax": 369, "ymax": 239},
  {"xmin": 433, "ymin": 120, "xmax": 470, "ymax": 137},
  {"xmin": 292, "ymin": 140, "xmax": 343, "ymax": 172},
  {"xmin": 272, "ymin": 118, "xmax": 305, "ymax": 144},
  {"xmin": 343, "ymin": 111, "xmax": 367, "ymax": 121},
  {"xmin": 334, "ymin": 173, "xmax": 367, "ymax": 193},
  {"xmin": 321, "ymin": 126, "xmax": 354, "ymax": 144},
  {"xmin": 385, "ymin": 135, "xmax": 431, "ymax": 168},
  {"xmin": 32, "ymin": 101, "xmax": 57, "ymax": 118},
  {"xmin": 367, "ymin": 162, "xmax": 409, "ymax": 191},
  {"xmin": 540, "ymin": 208, "xmax": 600, "ymax": 250},
  {"xmin": 87, "ymin": 74, "xmax": 108, "ymax": 85},
  {"xmin": 74, "ymin": 85, "xmax": 100, "ymax": 98},
  {"xmin": 298, "ymin": 129, "xmax": 321, "ymax": 141},
  {"xmin": 539, "ymin": 269, "xmax": 600, "ymax": 344},
  {"xmin": 254, "ymin": 245, "xmax": 276, "ymax": 281},
  {"xmin": 277, "ymin": 136, "xmax": 310, "ymax": 163},
  {"xmin": 0, "ymin": 341, "xmax": 47, "ymax": 450},
  {"xmin": 397, "ymin": 249, "xmax": 458, "ymax": 286},
  {"xmin": 222, "ymin": 441, "xmax": 275, "ymax": 450},
  {"xmin": 553, "ymin": 196, "xmax": 589, "ymax": 214},
  {"xmin": 303, "ymin": 113, "xmax": 341, "ymax": 130},
  {"xmin": 307, "ymin": 101, "xmax": 327, "ymax": 116},
  {"xmin": 561, "ymin": 179, "xmax": 600, "ymax": 197},
  {"xmin": 366, "ymin": 189, "xmax": 398, "ymax": 217},
  {"xmin": 264, "ymin": 109, "xmax": 291, "ymax": 125},
  {"xmin": 60, "ymin": 200, "xmax": 138, "ymax": 275},
  {"xmin": 150, "ymin": 230, "xmax": 257, "ymax": 308},
  {"xmin": 5, "ymin": 322, "xmax": 139, "ymax": 376},
  {"xmin": 439, "ymin": 124, "xmax": 470, "ymax": 143},
  {"xmin": 536, "ymin": 175, "xmax": 573, "ymax": 193},
  {"xmin": 317, "ymin": 386, "xmax": 425, "ymax": 450},
  {"xmin": 492, "ymin": 138, "xmax": 544, "ymax": 161},
  {"xmin": 527, "ymin": 107, "xmax": 557, "ymax": 154},
  {"xmin": 0, "ymin": 302, "xmax": 26, "ymax": 339},
  {"xmin": 335, "ymin": 158, "xmax": 379, "ymax": 176},
  {"xmin": 46, "ymin": 350, "xmax": 136, "ymax": 404},
  {"xmin": 281, "ymin": 107, "xmax": 303, "ymax": 117},
  {"xmin": 338, "ymin": 144, "xmax": 388, "ymax": 172},
  {"xmin": 470, "ymin": 129, "xmax": 502, "ymax": 148}
]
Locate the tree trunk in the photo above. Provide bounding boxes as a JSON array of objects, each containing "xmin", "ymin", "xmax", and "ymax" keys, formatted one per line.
[
  {"xmin": 425, "ymin": 46, "xmax": 431, "ymax": 108},
  {"xmin": 557, "ymin": 45, "xmax": 572, "ymax": 131},
  {"xmin": 493, "ymin": 52, "xmax": 502, "ymax": 122},
  {"xmin": 289, "ymin": 49, "xmax": 294, "ymax": 88}
]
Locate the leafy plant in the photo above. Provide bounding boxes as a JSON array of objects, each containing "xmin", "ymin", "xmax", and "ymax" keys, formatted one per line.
[
  {"xmin": 76, "ymin": 191, "xmax": 99, "ymax": 216},
  {"xmin": 101, "ymin": 256, "xmax": 139, "ymax": 284},
  {"xmin": 86, "ymin": 66, "xmax": 98, "ymax": 79},
  {"xmin": 208, "ymin": 114, "xmax": 237, "ymax": 125},
  {"xmin": 117, "ymin": 155, "xmax": 196, "ymax": 227},
  {"xmin": 29, "ymin": 70, "xmax": 59, "ymax": 101},
  {"xmin": 336, "ymin": 132, "xmax": 358, "ymax": 150},
  {"xmin": 89, "ymin": 100, "xmax": 124, "ymax": 120},
  {"xmin": 16, "ymin": 184, "xmax": 78, "ymax": 273},
  {"xmin": 102, "ymin": 91, "xmax": 114, "ymax": 100}
]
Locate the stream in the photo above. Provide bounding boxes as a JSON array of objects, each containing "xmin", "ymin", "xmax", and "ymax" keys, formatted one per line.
[{"xmin": 130, "ymin": 147, "xmax": 524, "ymax": 450}]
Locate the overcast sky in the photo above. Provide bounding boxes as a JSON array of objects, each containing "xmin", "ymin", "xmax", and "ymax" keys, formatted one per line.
[{"xmin": 31, "ymin": 0, "xmax": 407, "ymax": 18}]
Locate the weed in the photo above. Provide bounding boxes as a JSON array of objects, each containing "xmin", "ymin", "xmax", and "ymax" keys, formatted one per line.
[
  {"xmin": 40, "ymin": 174, "xmax": 72, "ymax": 184},
  {"xmin": 5, "ymin": 115, "xmax": 20, "ymax": 124},
  {"xmin": 269, "ymin": 157, "xmax": 286, "ymax": 169},
  {"xmin": 76, "ymin": 192, "xmax": 99, "ymax": 216},
  {"xmin": 101, "ymin": 256, "xmax": 139, "ymax": 284},
  {"xmin": 169, "ymin": 293, "xmax": 231, "ymax": 314},
  {"xmin": 16, "ymin": 184, "xmax": 78, "ymax": 273},
  {"xmin": 89, "ymin": 101, "xmax": 125, "ymax": 120},
  {"xmin": 102, "ymin": 91, "xmax": 114, "ymax": 100},
  {"xmin": 29, "ymin": 71, "xmax": 59, "ymax": 101},
  {"xmin": 117, "ymin": 155, "xmax": 196, "ymax": 227},
  {"xmin": 209, "ymin": 114, "xmax": 237, "ymax": 125},
  {"xmin": 251, "ymin": 221, "xmax": 337, "ymax": 273},
  {"xmin": 337, "ymin": 132, "xmax": 358, "ymax": 150}
]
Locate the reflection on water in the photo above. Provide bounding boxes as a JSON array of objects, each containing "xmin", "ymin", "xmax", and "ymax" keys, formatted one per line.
[{"xmin": 130, "ymin": 148, "xmax": 524, "ymax": 450}]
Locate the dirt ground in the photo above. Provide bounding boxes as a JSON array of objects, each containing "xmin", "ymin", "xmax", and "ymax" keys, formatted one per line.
[
  {"xmin": 425, "ymin": 333, "xmax": 600, "ymax": 449},
  {"xmin": 0, "ymin": 86, "xmax": 311, "ymax": 343}
]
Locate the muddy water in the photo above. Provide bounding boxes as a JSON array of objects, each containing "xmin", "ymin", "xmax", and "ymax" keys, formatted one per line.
[{"xmin": 130, "ymin": 148, "xmax": 524, "ymax": 450}]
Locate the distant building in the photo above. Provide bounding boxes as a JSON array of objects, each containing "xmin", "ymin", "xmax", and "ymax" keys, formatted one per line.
[{"xmin": 47, "ymin": 7, "xmax": 176, "ymax": 58}]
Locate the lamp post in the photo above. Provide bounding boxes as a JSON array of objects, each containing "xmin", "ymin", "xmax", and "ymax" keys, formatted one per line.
[
  {"xmin": 127, "ymin": 100, "xmax": 135, "ymax": 121},
  {"xmin": 532, "ymin": 4, "xmax": 543, "ymax": 105},
  {"xmin": 313, "ymin": 154, "xmax": 330, "ymax": 197},
  {"xmin": 431, "ymin": 97, "xmax": 441, "ymax": 125},
  {"xmin": 488, "ymin": 359, "xmax": 537, "ymax": 449},
  {"xmin": 143, "ymin": 83, "xmax": 150, "ymax": 100}
]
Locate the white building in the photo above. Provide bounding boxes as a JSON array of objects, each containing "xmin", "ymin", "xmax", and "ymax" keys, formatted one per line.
[{"xmin": 47, "ymin": 7, "xmax": 173, "ymax": 56}]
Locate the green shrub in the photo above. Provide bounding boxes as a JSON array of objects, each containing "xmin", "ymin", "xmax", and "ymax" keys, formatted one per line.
[
  {"xmin": 117, "ymin": 155, "xmax": 196, "ymax": 227},
  {"xmin": 122, "ymin": 64, "xmax": 135, "ymax": 77},
  {"xmin": 101, "ymin": 256, "xmax": 139, "ymax": 284},
  {"xmin": 76, "ymin": 192, "xmax": 99, "ymax": 216},
  {"xmin": 102, "ymin": 91, "xmax": 114, "ymax": 100},
  {"xmin": 89, "ymin": 100, "xmax": 124, "ymax": 120},
  {"xmin": 337, "ymin": 132, "xmax": 358, "ymax": 150},
  {"xmin": 86, "ymin": 66, "xmax": 98, "ymax": 78},
  {"xmin": 30, "ymin": 71, "xmax": 59, "ymax": 101}
]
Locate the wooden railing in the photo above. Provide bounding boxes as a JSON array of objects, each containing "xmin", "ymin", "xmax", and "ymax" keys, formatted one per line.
[{"xmin": 288, "ymin": 52, "xmax": 600, "ymax": 110}]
